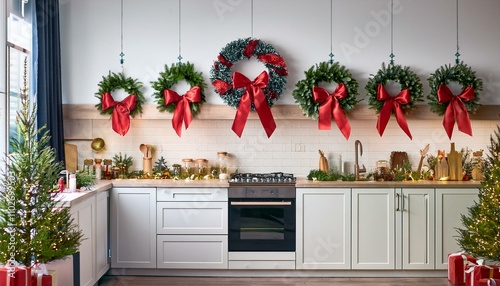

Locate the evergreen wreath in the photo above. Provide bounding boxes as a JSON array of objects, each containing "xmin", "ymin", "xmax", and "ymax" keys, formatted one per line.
[
  {"xmin": 151, "ymin": 62, "xmax": 206, "ymax": 115},
  {"xmin": 366, "ymin": 63, "xmax": 424, "ymax": 113},
  {"xmin": 293, "ymin": 61, "xmax": 359, "ymax": 119},
  {"xmin": 95, "ymin": 72, "xmax": 145, "ymax": 116},
  {"xmin": 427, "ymin": 61, "xmax": 482, "ymax": 115},
  {"xmin": 209, "ymin": 37, "xmax": 288, "ymax": 109}
]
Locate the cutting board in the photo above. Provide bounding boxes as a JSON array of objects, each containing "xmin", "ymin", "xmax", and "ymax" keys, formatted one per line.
[
  {"xmin": 64, "ymin": 143, "xmax": 78, "ymax": 172},
  {"xmin": 447, "ymin": 143, "xmax": 462, "ymax": 181}
]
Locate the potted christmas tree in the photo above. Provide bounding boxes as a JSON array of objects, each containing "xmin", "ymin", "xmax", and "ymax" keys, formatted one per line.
[{"xmin": 0, "ymin": 60, "xmax": 82, "ymax": 282}]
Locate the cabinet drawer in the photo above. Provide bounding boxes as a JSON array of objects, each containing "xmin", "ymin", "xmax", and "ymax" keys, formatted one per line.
[
  {"xmin": 228, "ymin": 260, "xmax": 295, "ymax": 270},
  {"xmin": 157, "ymin": 235, "xmax": 228, "ymax": 269},
  {"xmin": 157, "ymin": 201, "xmax": 228, "ymax": 234},
  {"xmin": 157, "ymin": 188, "xmax": 227, "ymax": 202}
]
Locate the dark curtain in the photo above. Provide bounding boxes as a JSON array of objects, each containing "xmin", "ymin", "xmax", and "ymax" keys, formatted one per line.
[{"xmin": 35, "ymin": 0, "xmax": 65, "ymax": 163}]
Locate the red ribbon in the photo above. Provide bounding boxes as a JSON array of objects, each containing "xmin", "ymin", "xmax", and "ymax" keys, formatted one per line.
[
  {"xmin": 231, "ymin": 71, "xmax": 276, "ymax": 138},
  {"xmin": 101, "ymin": 92, "xmax": 137, "ymax": 136},
  {"xmin": 163, "ymin": 86, "xmax": 202, "ymax": 137},
  {"xmin": 376, "ymin": 84, "xmax": 412, "ymax": 139},
  {"xmin": 312, "ymin": 83, "xmax": 351, "ymax": 140},
  {"xmin": 243, "ymin": 39, "xmax": 288, "ymax": 75},
  {"xmin": 212, "ymin": 79, "xmax": 232, "ymax": 95},
  {"xmin": 437, "ymin": 84, "xmax": 475, "ymax": 139}
]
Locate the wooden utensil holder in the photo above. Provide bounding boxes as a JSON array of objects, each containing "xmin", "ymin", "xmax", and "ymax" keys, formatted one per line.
[{"xmin": 143, "ymin": 157, "xmax": 152, "ymax": 174}]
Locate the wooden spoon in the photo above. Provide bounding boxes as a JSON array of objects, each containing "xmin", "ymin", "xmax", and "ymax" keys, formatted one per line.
[{"xmin": 139, "ymin": 144, "xmax": 148, "ymax": 158}]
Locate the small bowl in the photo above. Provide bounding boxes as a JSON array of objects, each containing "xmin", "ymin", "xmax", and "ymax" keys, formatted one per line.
[{"xmin": 91, "ymin": 138, "xmax": 105, "ymax": 152}]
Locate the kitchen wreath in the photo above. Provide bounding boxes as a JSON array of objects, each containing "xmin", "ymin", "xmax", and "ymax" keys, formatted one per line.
[
  {"xmin": 293, "ymin": 61, "xmax": 359, "ymax": 140},
  {"xmin": 427, "ymin": 62, "xmax": 483, "ymax": 139},
  {"xmin": 95, "ymin": 72, "xmax": 145, "ymax": 136},
  {"xmin": 151, "ymin": 62, "xmax": 206, "ymax": 137},
  {"xmin": 366, "ymin": 63, "xmax": 424, "ymax": 139}
]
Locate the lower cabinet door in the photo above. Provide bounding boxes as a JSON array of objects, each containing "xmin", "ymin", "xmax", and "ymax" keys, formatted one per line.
[{"xmin": 157, "ymin": 235, "xmax": 228, "ymax": 269}]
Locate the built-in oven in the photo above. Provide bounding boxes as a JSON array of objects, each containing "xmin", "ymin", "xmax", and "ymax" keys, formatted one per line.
[{"xmin": 228, "ymin": 173, "xmax": 296, "ymax": 252}]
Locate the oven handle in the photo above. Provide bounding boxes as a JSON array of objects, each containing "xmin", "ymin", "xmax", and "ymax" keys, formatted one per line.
[{"xmin": 230, "ymin": 201, "xmax": 292, "ymax": 206}]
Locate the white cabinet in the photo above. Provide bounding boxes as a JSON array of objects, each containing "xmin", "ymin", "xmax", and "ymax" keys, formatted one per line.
[
  {"xmin": 352, "ymin": 188, "xmax": 434, "ymax": 270},
  {"xmin": 397, "ymin": 188, "xmax": 434, "ymax": 270},
  {"xmin": 435, "ymin": 188, "xmax": 479, "ymax": 269},
  {"xmin": 110, "ymin": 187, "xmax": 157, "ymax": 268},
  {"xmin": 296, "ymin": 188, "xmax": 351, "ymax": 270},
  {"xmin": 95, "ymin": 191, "xmax": 110, "ymax": 278},
  {"xmin": 352, "ymin": 188, "xmax": 395, "ymax": 269},
  {"xmin": 156, "ymin": 188, "xmax": 228, "ymax": 269},
  {"xmin": 63, "ymin": 189, "xmax": 110, "ymax": 286}
]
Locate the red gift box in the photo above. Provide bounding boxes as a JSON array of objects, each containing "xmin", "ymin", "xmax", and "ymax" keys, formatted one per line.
[
  {"xmin": 477, "ymin": 278, "xmax": 500, "ymax": 286},
  {"xmin": 466, "ymin": 264, "xmax": 500, "ymax": 286},
  {"xmin": 0, "ymin": 266, "xmax": 31, "ymax": 286},
  {"xmin": 449, "ymin": 252, "xmax": 478, "ymax": 285},
  {"xmin": 30, "ymin": 274, "xmax": 51, "ymax": 286}
]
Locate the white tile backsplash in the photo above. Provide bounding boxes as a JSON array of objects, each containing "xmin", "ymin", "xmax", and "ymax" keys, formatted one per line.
[{"xmin": 64, "ymin": 117, "xmax": 499, "ymax": 178}]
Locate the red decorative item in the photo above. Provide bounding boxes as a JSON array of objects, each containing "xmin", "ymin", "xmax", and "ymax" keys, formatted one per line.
[
  {"xmin": 0, "ymin": 266, "xmax": 31, "ymax": 286},
  {"xmin": 466, "ymin": 264, "xmax": 500, "ymax": 286},
  {"xmin": 376, "ymin": 84, "xmax": 413, "ymax": 139},
  {"xmin": 312, "ymin": 84, "xmax": 351, "ymax": 140},
  {"xmin": 477, "ymin": 279, "xmax": 500, "ymax": 286},
  {"xmin": 163, "ymin": 87, "xmax": 202, "ymax": 137},
  {"xmin": 231, "ymin": 71, "xmax": 276, "ymax": 138},
  {"xmin": 30, "ymin": 274, "xmax": 51, "ymax": 286},
  {"xmin": 101, "ymin": 92, "xmax": 137, "ymax": 136},
  {"xmin": 448, "ymin": 252, "xmax": 477, "ymax": 285},
  {"xmin": 437, "ymin": 84, "xmax": 475, "ymax": 139}
]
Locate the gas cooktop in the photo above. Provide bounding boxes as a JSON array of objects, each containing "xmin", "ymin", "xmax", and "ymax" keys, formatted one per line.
[{"xmin": 229, "ymin": 172, "xmax": 296, "ymax": 184}]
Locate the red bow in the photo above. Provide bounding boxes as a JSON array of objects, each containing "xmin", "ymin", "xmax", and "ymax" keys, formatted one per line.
[
  {"xmin": 231, "ymin": 71, "xmax": 276, "ymax": 137},
  {"xmin": 243, "ymin": 39, "xmax": 288, "ymax": 76},
  {"xmin": 163, "ymin": 86, "xmax": 202, "ymax": 137},
  {"xmin": 376, "ymin": 84, "xmax": 412, "ymax": 139},
  {"xmin": 437, "ymin": 84, "xmax": 475, "ymax": 139},
  {"xmin": 312, "ymin": 83, "xmax": 351, "ymax": 140},
  {"xmin": 101, "ymin": 92, "xmax": 137, "ymax": 136}
]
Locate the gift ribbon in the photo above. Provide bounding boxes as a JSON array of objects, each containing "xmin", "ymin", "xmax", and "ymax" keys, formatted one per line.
[
  {"xmin": 437, "ymin": 84, "xmax": 475, "ymax": 139},
  {"xmin": 312, "ymin": 84, "xmax": 351, "ymax": 139},
  {"xmin": 231, "ymin": 71, "xmax": 276, "ymax": 138},
  {"xmin": 242, "ymin": 39, "xmax": 288, "ymax": 76},
  {"xmin": 163, "ymin": 86, "xmax": 202, "ymax": 137},
  {"xmin": 101, "ymin": 92, "xmax": 137, "ymax": 136},
  {"xmin": 376, "ymin": 84, "xmax": 412, "ymax": 139}
]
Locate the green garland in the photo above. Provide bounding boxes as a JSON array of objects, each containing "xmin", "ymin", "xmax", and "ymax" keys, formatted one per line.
[
  {"xmin": 95, "ymin": 72, "xmax": 145, "ymax": 117},
  {"xmin": 151, "ymin": 62, "xmax": 206, "ymax": 115},
  {"xmin": 209, "ymin": 37, "xmax": 287, "ymax": 109},
  {"xmin": 366, "ymin": 63, "xmax": 424, "ymax": 113},
  {"xmin": 427, "ymin": 61, "xmax": 483, "ymax": 116},
  {"xmin": 293, "ymin": 61, "xmax": 359, "ymax": 119}
]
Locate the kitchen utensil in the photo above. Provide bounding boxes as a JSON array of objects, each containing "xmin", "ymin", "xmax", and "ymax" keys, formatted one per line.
[
  {"xmin": 64, "ymin": 143, "xmax": 78, "ymax": 172},
  {"xmin": 91, "ymin": 138, "xmax": 105, "ymax": 152},
  {"xmin": 416, "ymin": 144, "xmax": 430, "ymax": 173},
  {"xmin": 140, "ymin": 144, "xmax": 148, "ymax": 158},
  {"xmin": 318, "ymin": 150, "xmax": 329, "ymax": 172},
  {"xmin": 390, "ymin": 151, "xmax": 409, "ymax": 169}
]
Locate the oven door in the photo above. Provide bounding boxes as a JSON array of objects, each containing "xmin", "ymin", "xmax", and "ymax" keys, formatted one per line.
[{"xmin": 228, "ymin": 198, "xmax": 295, "ymax": 252}]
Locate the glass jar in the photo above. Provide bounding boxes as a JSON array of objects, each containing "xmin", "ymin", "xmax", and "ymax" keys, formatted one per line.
[
  {"xmin": 94, "ymin": 159, "xmax": 102, "ymax": 180},
  {"xmin": 84, "ymin": 158, "xmax": 94, "ymax": 175},
  {"xmin": 374, "ymin": 160, "xmax": 392, "ymax": 181},
  {"xmin": 195, "ymin": 159, "xmax": 208, "ymax": 176},
  {"xmin": 182, "ymin": 158, "xmax": 194, "ymax": 178},
  {"xmin": 103, "ymin": 159, "xmax": 112, "ymax": 180},
  {"xmin": 171, "ymin": 164, "xmax": 182, "ymax": 177},
  {"xmin": 217, "ymin": 152, "xmax": 228, "ymax": 179}
]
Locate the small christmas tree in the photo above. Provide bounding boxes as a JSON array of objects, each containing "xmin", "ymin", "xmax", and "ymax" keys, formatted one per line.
[
  {"xmin": 0, "ymin": 59, "xmax": 82, "ymax": 266},
  {"xmin": 457, "ymin": 125, "xmax": 500, "ymax": 262}
]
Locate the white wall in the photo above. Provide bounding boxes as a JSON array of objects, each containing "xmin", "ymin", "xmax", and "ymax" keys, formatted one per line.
[{"xmin": 60, "ymin": 0, "xmax": 500, "ymax": 177}]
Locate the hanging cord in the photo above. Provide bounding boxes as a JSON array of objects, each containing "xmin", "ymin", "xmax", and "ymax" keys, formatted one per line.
[
  {"xmin": 329, "ymin": 0, "xmax": 334, "ymax": 63},
  {"xmin": 455, "ymin": 0, "xmax": 460, "ymax": 64},
  {"xmin": 177, "ymin": 0, "xmax": 183, "ymax": 63},
  {"xmin": 389, "ymin": 0, "xmax": 395, "ymax": 65},
  {"xmin": 119, "ymin": 0, "xmax": 125, "ymax": 68},
  {"xmin": 250, "ymin": 0, "xmax": 254, "ymax": 38}
]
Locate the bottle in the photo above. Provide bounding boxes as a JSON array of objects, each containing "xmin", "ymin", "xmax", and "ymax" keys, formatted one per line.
[
  {"xmin": 58, "ymin": 177, "xmax": 65, "ymax": 192},
  {"xmin": 69, "ymin": 174, "xmax": 77, "ymax": 192},
  {"xmin": 94, "ymin": 159, "xmax": 102, "ymax": 180}
]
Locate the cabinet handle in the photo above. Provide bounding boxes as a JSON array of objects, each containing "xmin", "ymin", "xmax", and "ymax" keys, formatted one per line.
[{"xmin": 396, "ymin": 193, "xmax": 400, "ymax": 211}]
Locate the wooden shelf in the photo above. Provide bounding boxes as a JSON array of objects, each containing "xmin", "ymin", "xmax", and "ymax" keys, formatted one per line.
[{"xmin": 63, "ymin": 104, "xmax": 500, "ymax": 121}]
